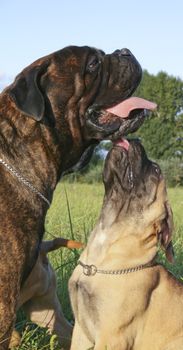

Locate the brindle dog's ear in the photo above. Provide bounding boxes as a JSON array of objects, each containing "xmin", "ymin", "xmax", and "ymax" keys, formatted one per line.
[
  {"xmin": 159, "ymin": 201, "xmax": 174, "ymax": 263},
  {"xmin": 9, "ymin": 64, "xmax": 48, "ymax": 121}
]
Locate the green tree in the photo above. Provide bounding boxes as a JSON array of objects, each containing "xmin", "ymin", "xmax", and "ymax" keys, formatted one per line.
[{"xmin": 135, "ymin": 70, "xmax": 183, "ymax": 159}]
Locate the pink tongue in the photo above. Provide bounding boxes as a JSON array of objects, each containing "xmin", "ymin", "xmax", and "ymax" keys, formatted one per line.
[
  {"xmin": 106, "ymin": 97, "xmax": 157, "ymax": 118},
  {"xmin": 115, "ymin": 138, "xmax": 129, "ymax": 150}
]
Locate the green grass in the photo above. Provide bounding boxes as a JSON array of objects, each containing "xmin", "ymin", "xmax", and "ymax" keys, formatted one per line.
[
  {"xmin": 14, "ymin": 184, "xmax": 183, "ymax": 349},
  {"xmin": 164, "ymin": 187, "xmax": 183, "ymax": 277}
]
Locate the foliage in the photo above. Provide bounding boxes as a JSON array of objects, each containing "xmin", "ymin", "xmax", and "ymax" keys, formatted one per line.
[
  {"xmin": 158, "ymin": 158, "xmax": 183, "ymax": 187},
  {"xmin": 64, "ymin": 162, "xmax": 104, "ymax": 184},
  {"xmin": 135, "ymin": 70, "xmax": 183, "ymax": 159}
]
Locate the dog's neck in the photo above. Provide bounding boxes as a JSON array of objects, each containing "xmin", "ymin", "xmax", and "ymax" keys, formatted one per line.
[
  {"xmin": 0, "ymin": 98, "xmax": 59, "ymax": 215},
  {"xmin": 0, "ymin": 93, "xmax": 87, "ymax": 208},
  {"xmin": 0, "ymin": 92, "xmax": 90, "ymax": 182},
  {"xmin": 83, "ymin": 212, "xmax": 159, "ymax": 271}
]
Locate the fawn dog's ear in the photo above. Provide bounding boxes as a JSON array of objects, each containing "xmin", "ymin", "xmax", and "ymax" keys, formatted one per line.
[
  {"xmin": 159, "ymin": 201, "xmax": 174, "ymax": 263},
  {"xmin": 9, "ymin": 63, "xmax": 49, "ymax": 121}
]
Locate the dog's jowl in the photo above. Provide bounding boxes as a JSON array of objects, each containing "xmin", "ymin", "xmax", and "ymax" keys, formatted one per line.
[
  {"xmin": 0, "ymin": 45, "xmax": 156, "ymax": 348},
  {"xmin": 69, "ymin": 140, "xmax": 183, "ymax": 350}
]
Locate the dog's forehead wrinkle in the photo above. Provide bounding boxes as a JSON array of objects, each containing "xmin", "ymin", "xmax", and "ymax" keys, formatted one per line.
[
  {"xmin": 79, "ymin": 79, "xmax": 103, "ymax": 115},
  {"xmin": 64, "ymin": 74, "xmax": 85, "ymax": 108},
  {"xmin": 74, "ymin": 73, "xmax": 85, "ymax": 95}
]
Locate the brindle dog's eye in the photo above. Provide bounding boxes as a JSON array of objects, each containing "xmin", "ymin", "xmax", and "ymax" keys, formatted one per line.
[
  {"xmin": 152, "ymin": 162, "xmax": 161, "ymax": 176},
  {"xmin": 87, "ymin": 56, "xmax": 100, "ymax": 73}
]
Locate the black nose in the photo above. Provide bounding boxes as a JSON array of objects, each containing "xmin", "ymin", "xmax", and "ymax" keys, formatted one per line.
[
  {"xmin": 120, "ymin": 48, "xmax": 132, "ymax": 56},
  {"xmin": 113, "ymin": 48, "xmax": 132, "ymax": 57}
]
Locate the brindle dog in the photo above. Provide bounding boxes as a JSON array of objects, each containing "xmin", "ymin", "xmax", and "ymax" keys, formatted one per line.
[
  {"xmin": 0, "ymin": 45, "xmax": 155, "ymax": 348},
  {"xmin": 69, "ymin": 140, "xmax": 183, "ymax": 350}
]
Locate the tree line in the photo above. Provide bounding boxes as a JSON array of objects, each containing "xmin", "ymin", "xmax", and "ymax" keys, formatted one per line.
[{"xmin": 135, "ymin": 70, "xmax": 183, "ymax": 160}]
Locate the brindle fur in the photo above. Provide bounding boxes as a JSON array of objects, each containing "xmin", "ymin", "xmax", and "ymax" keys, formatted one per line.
[{"xmin": 0, "ymin": 46, "xmax": 142, "ymax": 348}]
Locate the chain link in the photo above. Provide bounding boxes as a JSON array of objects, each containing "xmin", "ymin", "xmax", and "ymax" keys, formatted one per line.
[
  {"xmin": 0, "ymin": 158, "xmax": 50, "ymax": 207},
  {"xmin": 78, "ymin": 260, "xmax": 153, "ymax": 276}
]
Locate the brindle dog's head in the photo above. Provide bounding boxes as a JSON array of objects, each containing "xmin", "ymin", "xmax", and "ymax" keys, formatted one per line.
[
  {"xmin": 102, "ymin": 140, "xmax": 174, "ymax": 263},
  {"xmin": 6, "ymin": 46, "xmax": 155, "ymax": 174}
]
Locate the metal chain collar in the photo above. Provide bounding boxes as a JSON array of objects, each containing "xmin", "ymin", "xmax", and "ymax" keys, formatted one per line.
[
  {"xmin": 78, "ymin": 260, "xmax": 153, "ymax": 277},
  {"xmin": 0, "ymin": 158, "xmax": 50, "ymax": 207}
]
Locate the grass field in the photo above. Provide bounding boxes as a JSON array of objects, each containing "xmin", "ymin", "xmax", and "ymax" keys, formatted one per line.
[{"xmin": 15, "ymin": 183, "xmax": 183, "ymax": 349}]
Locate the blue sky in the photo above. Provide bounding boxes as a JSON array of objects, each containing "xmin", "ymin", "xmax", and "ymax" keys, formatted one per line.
[{"xmin": 0, "ymin": 0, "xmax": 183, "ymax": 89}]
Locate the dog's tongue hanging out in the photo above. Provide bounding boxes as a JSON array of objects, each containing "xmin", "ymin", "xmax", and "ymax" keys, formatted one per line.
[
  {"xmin": 107, "ymin": 96, "xmax": 157, "ymax": 151},
  {"xmin": 106, "ymin": 96, "xmax": 157, "ymax": 119}
]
